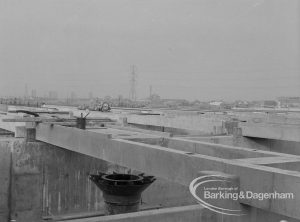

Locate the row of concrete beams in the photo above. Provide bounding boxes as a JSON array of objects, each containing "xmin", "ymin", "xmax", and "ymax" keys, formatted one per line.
[
  {"xmin": 35, "ymin": 123, "xmax": 300, "ymax": 220},
  {"xmin": 240, "ymin": 122, "xmax": 300, "ymax": 142},
  {"xmin": 3, "ymin": 109, "xmax": 300, "ymax": 141}
]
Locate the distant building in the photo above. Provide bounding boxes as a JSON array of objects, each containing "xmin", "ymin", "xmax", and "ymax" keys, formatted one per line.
[
  {"xmin": 209, "ymin": 101, "xmax": 223, "ymax": 106},
  {"xmin": 263, "ymin": 100, "xmax": 278, "ymax": 108},
  {"xmin": 149, "ymin": 94, "xmax": 161, "ymax": 102},
  {"xmin": 234, "ymin": 100, "xmax": 249, "ymax": 108},
  {"xmin": 277, "ymin": 97, "xmax": 300, "ymax": 108}
]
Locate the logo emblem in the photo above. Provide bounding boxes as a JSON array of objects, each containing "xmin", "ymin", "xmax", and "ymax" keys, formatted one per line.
[{"xmin": 189, "ymin": 175, "xmax": 245, "ymax": 216}]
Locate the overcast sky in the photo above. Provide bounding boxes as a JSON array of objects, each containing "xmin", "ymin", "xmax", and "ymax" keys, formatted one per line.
[{"xmin": 0, "ymin": 0, "xmax": 299, "ymax": 101}]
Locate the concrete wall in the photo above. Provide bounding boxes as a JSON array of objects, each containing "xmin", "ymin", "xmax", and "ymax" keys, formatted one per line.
[
  {"xmin": 126, "ymin": 114, "xmax": 227, "ymax": 135},
  {"xmin": 237, "ymin": 137, "xmax": 300, "ymax": 155},
  {"xmin": 188, "ymin": 135, "xmax": 300, "ymax": 156},
  {"xmin": 1, "ymin": 135, "xmax": 300, "ymax": 221},
  {"xmin": 0, "ymin": 137, "xmax": 195, "ymax": 222},
  {"xmin": 0, "ymin": 139, "xmax": 11, "ymax": 222}
]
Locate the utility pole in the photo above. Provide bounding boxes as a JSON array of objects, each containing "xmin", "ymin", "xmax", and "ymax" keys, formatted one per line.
[
  {"xmin": 129, "ymin": 65, "xmax": 137, "ymax": 101},
  {"xmin": 149, "ymin": 85, "xmax": 152, "ymax": 98},
  {"xmin": 24, "ymin": 84, "xmax": 29, "ymax": 99}
]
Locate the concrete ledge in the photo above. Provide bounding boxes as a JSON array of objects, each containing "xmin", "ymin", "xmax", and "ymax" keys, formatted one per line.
[
  {"xmin": 234, "ymin": 157, "xmax": 300, "ymax": 165},
  {"xmin": 126, "ymin": 115, "xmax": 226, "ymax": 135},
  {"xmin": 240, "ymin": 122, "xmax": 300, "ymax": 142},
  {"xmin": 62, "ymin": 205, "xmax": 206, "ymax": 222},
  {"xmin": 0, "ymin": 114, "xmax": 25, "ymax": 133},
  {"xmin": 165, "ymin": 137, "xmax": 299, "ymax": 160},
  {"xmin": 107, "ymin": 125, "xmax": 172, "ymax": 137}
]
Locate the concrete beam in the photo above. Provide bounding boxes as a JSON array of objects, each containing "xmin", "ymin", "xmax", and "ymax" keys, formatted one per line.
[
  {"xmin": 240, "ymin": 122, "xmax": 300, "ymax": 142},
  {"xmin": 234, "ymin": 157, "xmax": 300, "ymax": 165},
  {"xmin": 0, "ymin": 114, "xmax": 25, "ymax": 133},
  {"xmin": 0, "ymin": 139, "xmax": 11, "ymax": 222},
  {"xmin": 61, "ymin": 205, "xmax": 206, "ymax": 222},
  {"xmin": 165, "ymin": 138, "xmax": 300, "ymax": 160},
  {"xmin": 35, "ymin": 123, "xmax": 300, "ymax": 219},
  {"xmin": 86, "ymin": 128, "xmax": 162, "ymax": 140},
  {"xmin": 2, "ymin": 117, "xmax": 115, "ymax": 123},
  {"xmin": 126, "ymin": 114, "xmax": 225, "ymax": 135},
  {"xmin": 107, "ymin": 125, "xmax": 172, "ymax": 137}
]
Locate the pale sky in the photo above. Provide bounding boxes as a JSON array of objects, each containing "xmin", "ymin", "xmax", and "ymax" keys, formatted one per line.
[{"xmin": 0, "ymin": 0, "xmax": 299, "ymax": 101}]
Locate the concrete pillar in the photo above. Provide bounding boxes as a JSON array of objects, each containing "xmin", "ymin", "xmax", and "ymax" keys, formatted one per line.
[
  {"xmin": 0, "ymin": 140, "xmax": 11, "ymax": 222},
  {"xmin": 25, "ymin": 122, "xmax": 36, "ymax": 142},
  {"xmin": 15, "ymin": 126, "xmax": 26, "ymax": 138},
  {"xmin": 69, "ymin": 111, "xmax": 74, "ymax": 118},
  {"xmin": 121, "ymin": 117, "xmax": 128, "ymax": 126},
  {"xmin": 233, "ymin": 127, "xmax": 242, "ymax": 137},
  {"xmin": 224, "ymin": 120, "xmax": 239, "ymax": 135}
]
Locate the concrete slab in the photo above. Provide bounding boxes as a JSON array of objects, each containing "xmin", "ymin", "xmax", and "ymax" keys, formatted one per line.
[
  {"xmin": 107, "ymin": 125, "xmax": 172, "ymax": 137},
  {"xmin": 188, "ymin": 135, "xmax": 300, "ymax": 156},
  {"xmin": 234, "ymin": 157, "xmax": 300, "ymax": 165},
  {"xmin": 0, "ymin": 114, "xmax": 25, "ymax": 133},
  {"xmin": 240, "ymin": 122, "xmax": 300, "ymax": 142},
  {"xmin": 61, "ymin": 205, "xmax": 207, "ymax": 222},
  {"xmin": 164, "ymin": 137, "xmax": 300, "ymax": 160},
  {"xmin": 126, "ymin": 114, "xmax": 226, "ymax": 135},
  {"xmin": 87, "ymin": 128, "xmax": 160, "ymax": 140}
]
